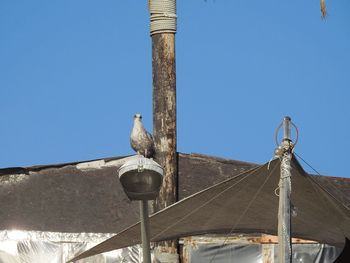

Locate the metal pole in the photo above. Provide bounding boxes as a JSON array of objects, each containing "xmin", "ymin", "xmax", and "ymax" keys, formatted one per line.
[
  {"xmin": 278, "ymin": 116, "xmax": 292, "ymax": 263},
  {"xmin": 283, "ymin": 117, "xmax": 291, "ymax": 142},
  {"xmin": 140, "ymin": 200, "xmax": 151, "ymax": 263}
]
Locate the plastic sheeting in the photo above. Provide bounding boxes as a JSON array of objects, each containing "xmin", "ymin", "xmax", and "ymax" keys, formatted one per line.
[
  {"xmin": 184, "ymin": 241, "xmax": 342, "ymax": 263},
  {"xmin": 291, "ymin": 244, "xmax": 341, "ymax": 262},
  {"xmin": 187, "ymin": 244, "xmax": 262, "ymax": 263},
  {"xmin": 0, "ymin": 230, "xmax": 142, "ymax": 263},
  {"xmin": 0, "ymin": 230, "xmax": 343, "ymax": 263}
]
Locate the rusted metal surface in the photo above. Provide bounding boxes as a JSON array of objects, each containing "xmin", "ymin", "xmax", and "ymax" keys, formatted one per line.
[
  {"xmin": 152, "ymin": 32, "xmax": 178, "ymax": 256},
  {"xmin": 260, "ymin": 235, "xmax": 317, "ymax": 244},
  {"xmin": 182, "ymin": 234, "xmax": 317, "ymax": 246}
]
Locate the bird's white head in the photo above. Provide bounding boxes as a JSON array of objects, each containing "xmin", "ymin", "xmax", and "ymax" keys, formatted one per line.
[{"xmin": 134, "ymin": 113, "xmax": 142, "ymax": 120}]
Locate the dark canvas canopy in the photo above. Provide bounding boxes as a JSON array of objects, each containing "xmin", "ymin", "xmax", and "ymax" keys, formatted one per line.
[{"xmin": 69, "ymin": 155, "xmax": 350, "ymax": 262}]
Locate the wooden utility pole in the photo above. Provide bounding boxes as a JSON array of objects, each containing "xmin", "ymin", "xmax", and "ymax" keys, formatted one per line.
[
  {"xmin": 277, "ymin": 116, "xmax": 293, "ymax": 263},
  {"xmin": 149, "ymin": 0, "xmax": 178, "ymax": 261},
  {"xmin": 152, "ymin": 33, "xmax": 177, "ymax": 215}
]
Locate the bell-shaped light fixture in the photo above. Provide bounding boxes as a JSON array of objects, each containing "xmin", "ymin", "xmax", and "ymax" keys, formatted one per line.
[{"xmin": 118, "ymin": 155, "xmax": 163, "ymax": 200}]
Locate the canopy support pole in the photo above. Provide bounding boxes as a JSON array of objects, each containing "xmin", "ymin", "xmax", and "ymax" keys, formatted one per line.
[{"xmin": 277, "ymin": 116, "xmax": 293, "ymax": 263}]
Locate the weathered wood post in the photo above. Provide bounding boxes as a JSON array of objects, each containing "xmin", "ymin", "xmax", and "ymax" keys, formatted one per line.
[
  {"xmin": 277, "ymin": 116, "xmax": 293, "ymax": 263},
  {"xmin": 149, "ymin": 0, "xmax": 178, "ymax": 261}
]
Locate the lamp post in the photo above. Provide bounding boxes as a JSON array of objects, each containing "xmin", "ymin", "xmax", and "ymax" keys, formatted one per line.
[{"xmin": 118, "ymin": 155, "xmax": 164, "ymax": 263}]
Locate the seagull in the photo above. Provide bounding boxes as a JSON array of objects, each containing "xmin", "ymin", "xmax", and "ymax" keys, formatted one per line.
[{"xmin": 130, "ymin": 113, "xmax": 154, "ymax": 158}]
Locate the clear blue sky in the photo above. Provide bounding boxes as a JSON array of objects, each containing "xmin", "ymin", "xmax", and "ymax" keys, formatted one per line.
[{"xmin": 0, "ymin": 1, "xmax": 349, "ymax": 178}]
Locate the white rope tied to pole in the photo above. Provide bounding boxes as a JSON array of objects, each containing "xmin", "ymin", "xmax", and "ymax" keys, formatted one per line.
[
  {"xmin": 149, "ymin": 0, "xmax": 177, "ymax": 35},
  {"xmin": 280, "ymin": 153, "xmax": 292, "ymax": 192}
]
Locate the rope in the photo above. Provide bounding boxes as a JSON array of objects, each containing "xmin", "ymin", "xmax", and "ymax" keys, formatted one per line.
[
  {"xmin": 305, "ymin": 167, "xmax": 345, "ymax": 241},
  {"xmin": 152, "ymin": 165, "xmax": 264, "ymax": 241},
  {"xmin": 274, "ymin": 154, "xmax": 291, "ymax": 197},
  {"xmin": 149, "ymin": 0, "xmax": 177, "ymax": 35},
  {"xmin": 209, "ymin": 162, "xmax": 278, "ymax": 263},
  {"xmin": 294, "ymin": 152, "xmax": 321, "ymax": 176},
  {"xmin": 281, "ymin": 153, "xmax": 292, "ymax": 192},
  {"xmin": 295, "ymin": 151, "xmax": 350, "ymax": 212}
]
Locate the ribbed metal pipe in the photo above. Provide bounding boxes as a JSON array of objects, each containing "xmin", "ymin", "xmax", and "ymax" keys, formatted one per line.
[{"xmin": 149, "ymin": 0, "xmax": 177, "ymax": 35}]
